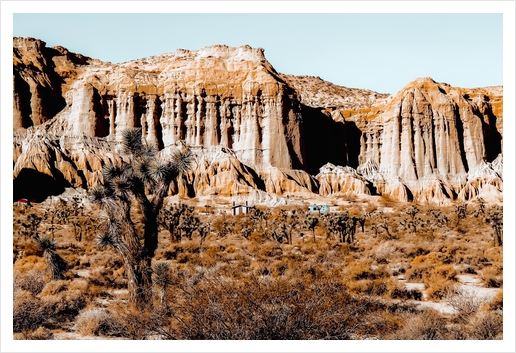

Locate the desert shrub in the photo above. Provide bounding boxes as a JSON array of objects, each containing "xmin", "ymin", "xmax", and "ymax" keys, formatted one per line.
[
  {"xmin": 297, "ymin": 259, "xmax": 327, "ymax": 281},
  {"xmin": 106, "ymin": 304, "xmax": 175, "ymax": 339},
  {"xmin": 423, "ymin": 264, "xmax": 457, "ymax": 300},
  {"xmin": 346, "ymin": 262, "xmax": 389, "ymax": 281},
  {"xmin": 484, "ymin": 247, "xmax": 503, "ymax": 264},
  {"xmin": 25, "ymin": 326, "xmax": 54, "ymax": 340},
  {"xmin": 372, "ymin": 241, "xmax": 399, "ymax": 264},
  {"xmin": 13, "ymin": 290, "xmax": 45, "ymax": 332},
  {"xmin": 86, "ymin": 284, "xmax": 112, "ymax": 298},
  {"xmin": 489, "ymin": 290, "xmax": 503, "ymax": 311},
  {"xmin": 39, "ymin": 279, "xmax": 69, "ymax": 296},
  {"xmin": 426, "ymin": 264, "xmax": 457, "ymax": 281},
  {"xmin": 402, "ymin": 244, "xmax": 431, "ymax": 260},
  {"xmin": 481, "ymin": 265, "xmax": 503, "ymax": 288},
  {"xmin": 162, "ymin": 244, "xmax": 184, "ymax": 260},
  {"xmin": 388, "ymin": 308, "xmax": 448, "ymax": 339},
  {"xmin": 74, "ymin": 307, "xmax": 128, "ymax": 337},
  {"xmin": 88, "ymin": 266, "xmax": 114, "ymax": 287},
  {"xmin": 270, "ymin": 259, "xmax": 289, "ymax": 277},
  {"xmin": 446, "ymin": 287, "xmax": 485, "ymax": 323},
  {"xmin": 467, "ymin": 311, "xmax": 503, "ymax": 339},
  {"xmin": 87, "ymin": 252, "xmax": 122, "ymax": 269},
  {"xmin": 162, "ymin": 272, "xmax": 408, "ymax": 340},
  {"xmin": 13, "ymin": 255, "xmax": 47, "ymax": 273},
  {"xmin": 14, "ymin": 240, "xmax": 41, "ymax": 258},
  {"xmin": 347, "ymin": 278, "xmax": 390, "ymax": 297},
  {"xmin": 38, "ymin": 281, "xmax": 88, "ymax": 327},
  {"xmin": 13, "ymin": 269, "xmax": 46, "ymax": 296},
  {"xmin": 176, "ymin": 253, "xmax": 190, "ymax": 264},
  {"xmin": 13, "ymin": 326, "xmax": 54, "ymax": 340},
  {"xmin": 179, "ymin": 239, "xmax": 201, "ymax": 254},
  {"xmin": 258, "ymin": 241, "xmax": 283, "ymax": 259},
  {"xmin": 40, "ymin": 288, "xmax": 86, "ymax": 316},
  {"xmin": 203, "ymin": 245, "xmax": 224, "ymax": 260},
  {"xmin": 405, "ymin": 254, "xmax": 453, "ymax": 282},
  {"xmin": 405, "ymin": 254, "xmax": 458, "ymax": 299},
  {"xmin": 249, "ymin": 260, "xmax": 271, "ymax": 277},
  {"xmin": 110, "ymin": 266, "xmax": 127, "ymax": 288},
  {"xmin": 388, "ymin": 281, "xmax": 423, "ymax": 301}
]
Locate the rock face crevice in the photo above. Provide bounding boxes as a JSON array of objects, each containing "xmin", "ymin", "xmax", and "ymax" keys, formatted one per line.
[
  {"xmin": 12, "ymin": 38, "xmax": 503, "ymax": 204},
  {"xmin": 13, "ymin": 38, "xmax": 69, "ymax": 128}
]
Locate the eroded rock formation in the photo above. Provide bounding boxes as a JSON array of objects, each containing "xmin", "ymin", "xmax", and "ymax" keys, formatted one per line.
[{"xmin": 12, "ymin": 37, "xmax": 503, "ymax": 204}]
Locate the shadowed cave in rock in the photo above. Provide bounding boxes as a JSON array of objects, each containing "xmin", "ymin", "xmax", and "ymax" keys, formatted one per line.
[
  {"xmin": 301, "ymin": 105, "xmax": 364, "ymax": 175},
  {"xmin": 13, "ymin": 168, "xmax": 66, "ymax": 203}
]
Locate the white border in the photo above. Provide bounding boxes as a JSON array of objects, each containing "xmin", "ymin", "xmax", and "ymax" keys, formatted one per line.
[{"xmin": 2, "ymin": 1, "xmax": 514, "ymax": 352}]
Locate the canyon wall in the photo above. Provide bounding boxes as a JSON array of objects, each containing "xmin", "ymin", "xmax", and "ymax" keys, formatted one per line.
[
  {"xmin": 12, "ymin": 37, "xmax": 503, "ymax": 204},
  {"xmin": 13, "ymin": 38, "xmax": 305, "ymax": 171}
]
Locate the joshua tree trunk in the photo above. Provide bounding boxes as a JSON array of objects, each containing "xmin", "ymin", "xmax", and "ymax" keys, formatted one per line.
[
  {"xmin": 125, "ymin": 255, "xmax": 153, "ymax": 309},
  {"xmin": 44, "ymin": 250, "xmax": 63, "ymax": 280},
  {"xmin": 493, "ymin": 227, "xmax": 502, "ymax": 247}
]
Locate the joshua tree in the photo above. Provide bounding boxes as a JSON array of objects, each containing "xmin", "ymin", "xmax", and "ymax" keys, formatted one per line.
[
  {"xmin": 152, "ymin": 260, "xmax": 172, "ymax": 307},
  {"xmin": 304, "ymin": 215, "xmax": 319, "ymax": 243},
  {"xmin": 485, "ymin": 205, "xmax": 503, "ymax": 247},
  {"xmin": 324, "ymin": 212, "xmax": 358, "ymax": 244},
  {"xmin": 198, "ymin": 222, "xmax": 210, "ymax": 246},
  {"xmin": 355, "ymin": 215, "xmax": 366, "ymax": 233},
  {"xmin": 403, "ymin": 205, "xmax": 421, "ymax": 233},
  {"xmin": 20, "ymin": 213, "xmax": 42, "ymax": 239},
  {"xmin": 427, "ymin": 208, "xmax": 449, "ymax": 237},
  {"xmin": 370, "ymin": 223, "xmax": 380, "ymax": 237},
  {"xmin": 429, "ymin": 208, "xmax": 448, "ymax": 226},
  {"xmin": 159, "ymin": 203, "xmax": 184, "ymax": 243},
  {"xmin": 454, "ymin": 202, "xmax": 467, "ymax": 227},
  {"xmin": 379, "ymin": 218, "xmax": 393, "ymax": 239},
  {"xmin": 241, "ymin": 225, "xmax": 253, "ymax": 240},
  {"xmin": 90, "ymin": 128, "xmax": 192, "ymax": 309},
  {"xmin": 405, "ymin": 205, "xmax": 419, "ymax": 220},
  {"xmin": 43, "ymin": 200, "xmax": 71, "ymax": 239},
  {"xmin": 276, "ymin": 209, "xmax": 299, "ymax": 244},
  {"xmin": 34, "ymin": 235, "xmax": 67, "ymax": 280},
  {"xmin": 215, "ymin": 219, "xmax": 234, "ymax": 239},
  {"xmin": 271, "ymin": 224, "xmax": 288, "ymax": 244},
  {"xmin": 249, "ymin": 207, "xmax": 272, "ymax": 237},
  {"xmin": 68, "ymin": 196, "xmax": 85, "ymax": 241},
  {"xmin": 177, "ymin": 205, "xmax": 200, "ymax": 240}
]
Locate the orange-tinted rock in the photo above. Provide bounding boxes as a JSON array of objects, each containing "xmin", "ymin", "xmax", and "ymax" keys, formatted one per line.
[{"xmin": 12, "ymin": 38, "xmax": 503, "ymax": 204}]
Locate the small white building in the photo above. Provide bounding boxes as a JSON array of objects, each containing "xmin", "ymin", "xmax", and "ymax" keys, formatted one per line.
[{"xmin": 232, "ymin": 201, "xmax": 250, "ymax": 215}]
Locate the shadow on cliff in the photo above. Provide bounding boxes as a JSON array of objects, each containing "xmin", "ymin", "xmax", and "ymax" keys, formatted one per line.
[
  {"xmin": 13, "ymin": 46, "xmax": 70, "ymax": 129},
  {"xmin": 13, "ymin": 168, "xmax": 66, "ymax": 203},
  {"xmin": 301, "ymin": 105, "xmax": 362, "ymax": 175},
  {"xmin": 479, "ymin": 101, "xmax": 502, "ymax": 162}
]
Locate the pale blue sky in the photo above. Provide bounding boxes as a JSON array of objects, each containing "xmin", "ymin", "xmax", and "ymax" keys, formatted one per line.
[{"xmin": 13, "ymin": 13, "xmax": 502, "ymax": 94}]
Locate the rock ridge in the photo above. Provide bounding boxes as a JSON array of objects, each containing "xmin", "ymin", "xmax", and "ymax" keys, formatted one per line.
[{"xmin": 12, "ymin": 37, "xmax": 503, "ymax": 204}]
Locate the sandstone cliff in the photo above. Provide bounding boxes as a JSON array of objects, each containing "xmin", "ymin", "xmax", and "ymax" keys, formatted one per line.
[
  {"xmin": 12, "ymin": 37, "xmax": 503, "ymax": 204},
  {"xmin": 13, "ymin": 38, "xmax": 305, "ymax": 171}
]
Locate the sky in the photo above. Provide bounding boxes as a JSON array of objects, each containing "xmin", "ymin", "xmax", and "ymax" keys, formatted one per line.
[{"xmin": 11, "ymin": 12, "xmax": 503, "ymax": 94}]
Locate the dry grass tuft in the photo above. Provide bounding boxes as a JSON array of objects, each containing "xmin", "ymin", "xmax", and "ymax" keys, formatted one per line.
[{"xmin": 73, "ymin": 307, "xmax": 127, "ymax": 337}]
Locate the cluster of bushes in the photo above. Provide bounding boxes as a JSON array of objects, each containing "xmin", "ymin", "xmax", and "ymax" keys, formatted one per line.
[{"xmin": 13, "ymin": 196, "xmax": 503, "ymax": 340}]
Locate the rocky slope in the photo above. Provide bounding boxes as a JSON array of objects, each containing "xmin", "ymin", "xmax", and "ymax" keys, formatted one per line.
[{"xmin": 12, "ymin": 37, "xmax": 503, "ymax": 204}]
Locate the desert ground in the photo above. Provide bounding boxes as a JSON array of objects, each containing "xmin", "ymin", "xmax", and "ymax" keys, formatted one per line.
[{"xmin": 13, "ymin": 188, "xmax": 503, "ymax": 340}]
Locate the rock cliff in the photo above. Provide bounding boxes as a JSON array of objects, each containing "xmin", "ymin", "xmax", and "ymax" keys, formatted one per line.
[{"xmin": 12, "ymin": 37, "xmax": 503, "ymax": 204}]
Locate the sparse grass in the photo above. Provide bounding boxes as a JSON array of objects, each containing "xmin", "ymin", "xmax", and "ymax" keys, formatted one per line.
[{"xmin": 12, "ymin": 197, "xmax": 503, "ymax": 339}]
